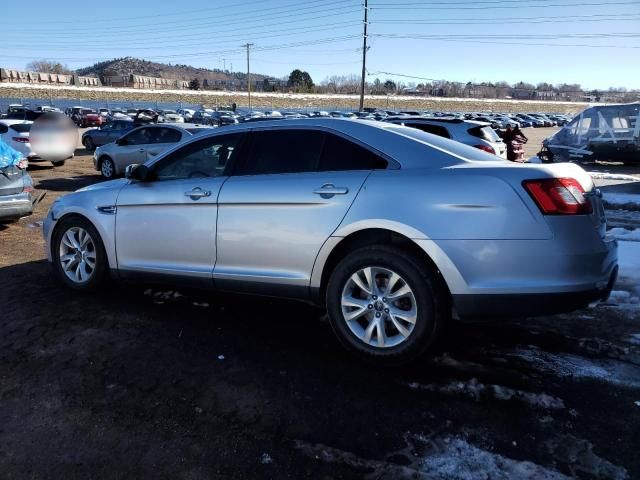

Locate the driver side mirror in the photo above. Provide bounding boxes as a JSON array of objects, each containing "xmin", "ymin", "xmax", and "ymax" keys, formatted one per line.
[{"xmin": 125, "ymin": 164, "xmax": 150, "ymax": 181}]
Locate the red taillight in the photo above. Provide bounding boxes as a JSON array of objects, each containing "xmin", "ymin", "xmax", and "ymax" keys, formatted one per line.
[
  {"xmin": 474, "ymin": 144, "xmax": 495, "ymax": 154},
  {"xmin": 12, "ymin": 137, "xmax": 29, "ymax": 143},
  {"xmin": 523, "ymin": 178, "xmax": 592, "ymax": 215}
]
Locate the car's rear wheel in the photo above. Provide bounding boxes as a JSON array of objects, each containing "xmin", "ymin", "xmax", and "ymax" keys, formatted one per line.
[
  {"xmin": 83, "ymin": 137, "xmax": 95, "ymax": 151},
  {"xmin": 51, "ymin": 160, "xmax": 65, "ymax": 167},
  {"xmin": 100, "ymin": 157, "xmax": 115, "ymax": 179},
  {"xmin": 52, "ymin": 216, "xmax": 108, "ymax": 291},
  {"xmin": 326, "ymin": 245, "xmax": 446, "ymax": 365}
]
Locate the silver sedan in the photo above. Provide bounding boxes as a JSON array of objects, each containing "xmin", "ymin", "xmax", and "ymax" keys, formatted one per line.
[{"xmin": 44, "ymin": 119, "xmax": 617, "ymax": 364}]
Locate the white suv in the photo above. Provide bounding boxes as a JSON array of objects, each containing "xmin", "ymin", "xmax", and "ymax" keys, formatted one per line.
[{"xmin": 386, "ymin": 117, "xmax": 506, "ymax": 158}]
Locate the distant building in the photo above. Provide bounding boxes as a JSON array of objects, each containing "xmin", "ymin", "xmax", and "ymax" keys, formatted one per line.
[{"xmin": 0, "ymin": 68, "xmax": 74, "ymax": 85}]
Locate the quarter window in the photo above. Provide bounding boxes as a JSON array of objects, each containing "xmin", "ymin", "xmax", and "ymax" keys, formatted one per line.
[{"xmin": 319, "ymin": 133, "xmax": 387, "ymax": 171}]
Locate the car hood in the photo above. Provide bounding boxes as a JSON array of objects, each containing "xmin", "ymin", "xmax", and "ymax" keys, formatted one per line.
[{"xmin": 76, "ymin": 178, "xmax": 128, "ymax": 193}]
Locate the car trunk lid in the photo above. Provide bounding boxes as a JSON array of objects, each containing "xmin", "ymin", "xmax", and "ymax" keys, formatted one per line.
[{"xmin": 0, "ymin": 166, "xmax": 26, "ymax": 196}]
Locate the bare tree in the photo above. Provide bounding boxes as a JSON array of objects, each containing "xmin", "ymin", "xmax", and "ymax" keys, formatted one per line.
[{"xmin": 26, "ymin": 59, "xmax": 72, "ymax": 74}]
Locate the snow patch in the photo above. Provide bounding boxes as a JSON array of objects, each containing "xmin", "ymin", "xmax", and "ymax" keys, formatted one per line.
[
  {"xmin": 420, "ymin": 438, "xmax": 570, "ymax": 480},
  {"xmin": 260, "ymin": 453, "xmax": 273, "ymax": 465},
  {"xmin": 545, "ymin": 434, "xmax": 629, "ymax": 480},
  {"xmin": 407, "ymin": 378, "xmax": 565, "ymax": 409},
  {"xmin": 608, "ymin": 227, "xmax": 640, "ymax": 242},
  {"xmin": 603, "ymin": 193, "xmax": 640, "ymax": 209},
  {"xmin": 499, "ymin": 347, "xmax": 640, "ymax": 389},
  {"xmin": 295, "ymin": 434, "xmax": 570, "ymax": 480},
  {"xmin": 626, "ymin": 334, "xmax": 640, "ymax": 345},
  {"xmin": 589, "ymin": 172, "xmax": 640, "ymax": 182}
]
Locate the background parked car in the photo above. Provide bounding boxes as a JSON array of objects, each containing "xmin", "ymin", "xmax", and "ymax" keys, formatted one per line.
[
  {"xmin": 81, "ymin": 119, "xmax": 134, "ymax": 150},
  {"xmin": 93, "ymin": 123, "xmax": 212, "ymax": 178},
  {"xmin": 386, "ymin": 117, "xmax": 507, "ymax": 158},
  {"xmin": 79, "ymin": 109, "xmax": 103, "ymax": 128},
  {"xmin": 158, "ymin": 110, "xmax": 184, "ymax": 123},
  {"xmin": 0, "ymin": 120, "xmax": 69, "ymax": 167}
]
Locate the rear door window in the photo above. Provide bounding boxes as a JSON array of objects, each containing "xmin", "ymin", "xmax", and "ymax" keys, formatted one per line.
[
  {"xmin": 235, "ymin": 129, "xmax": 324, "ymax": 175},
  {"xmin": 404, "ymin": 123, "xmax": 451, "ymax": 138}
]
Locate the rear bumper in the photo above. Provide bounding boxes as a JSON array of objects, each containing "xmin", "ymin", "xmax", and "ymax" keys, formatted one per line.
[
  {"xmin": 0, "ymin": 195, "xmax": 33, "ymax": 221},
  {"xmin": 453, "ymin": 265, "xmax": 618, "ymax": 319},
  {"xmin": 415, "ymin": 230, "xmax": 618, "ymax": 319}
]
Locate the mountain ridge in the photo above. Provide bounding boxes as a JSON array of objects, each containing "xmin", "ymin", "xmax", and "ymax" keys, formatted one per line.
[{"xmin": 75, "ymin": 56, "xmax": 273, "ymax": 82}]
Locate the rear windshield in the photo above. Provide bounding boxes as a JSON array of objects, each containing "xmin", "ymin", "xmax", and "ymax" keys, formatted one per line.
[
  {"xmin": 468, "ymin": 125, "xmax": 500, "ymax": 142},
  {"xmin": 10, "ymin": 123, "xmax": 31, "ymax": 133}
]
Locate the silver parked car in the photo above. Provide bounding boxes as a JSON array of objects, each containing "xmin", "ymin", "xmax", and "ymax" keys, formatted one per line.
[
  {"xmin": 92, "ymin": 123, "xmax": 212, "ymax": 178},
  {"xmin": 44, "ymin": 119, "xmax": 617, "ymax": 364}
]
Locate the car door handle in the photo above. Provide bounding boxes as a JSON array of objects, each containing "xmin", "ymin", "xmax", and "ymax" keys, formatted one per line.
[
  {"xmin": 184, "ymin": 187, "xmax": 211, "ymax": 199},
  {"xmin": 138, "ymin": 148, "xmax": 145, "ymax": 152},
  {"xmin": 313, "ymin": 184, "xmax": 349, "ymax": 197}
]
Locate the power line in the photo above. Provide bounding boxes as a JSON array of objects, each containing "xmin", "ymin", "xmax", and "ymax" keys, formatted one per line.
[
  {"xmin": 5, "ymin": 22, "xmax": 361, "ymax": 50},
  {"xmin": 371, "ymin": 14, "xmax": 640, "ymax": 25},
  {"xmin": 16, "ymin": 9, "xmax": 361, "ymax": 41},
  {"xmin": 370, "ymin": 1, "xmax": 639, "ymax": 9},
  {"xmin": 3, "ymin": 2, "xmax": 358, "ymax": 34},
  {"xmin": 5, "ymin": 25, "xmax": 362, "ymax": 52},
  {"xmin": 23, "ymin": 0, "xmax": 361, "ymax": 25}
]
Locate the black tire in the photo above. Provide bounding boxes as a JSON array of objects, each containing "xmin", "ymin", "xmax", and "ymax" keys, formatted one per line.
[
  {"xmin": 99, "ymin": 156, "xmax": 116, "ymax": 179},
  {"xmin": 52, "ymin": 215, "xmax": 108, "ymax": 291},
  {"xmin": 51, "ymin": 160, "xmax": 65, "ymax": 167},
  {"xmin": 326, "ymin": 245, "xmax": 447, "ymax": 365},
  {"xmin": 84, "ymin": 137, "xmax": 95, "ymax": 151}
]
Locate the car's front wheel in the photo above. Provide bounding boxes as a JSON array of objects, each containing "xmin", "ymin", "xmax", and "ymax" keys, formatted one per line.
[
  {"xmin": 52, "ymin": 216, "xmax": 108, "ymax": 291},
  {"xmin": 326, "ymin": 245, "xmax": 446, "ymax": 365},
  {"xmin": 99, "ymin": 156, "xmax": 116, "ymax": 179},
  {"xmin": 83, "ymin": 137, "xmax": 95, "ymax": 151}
]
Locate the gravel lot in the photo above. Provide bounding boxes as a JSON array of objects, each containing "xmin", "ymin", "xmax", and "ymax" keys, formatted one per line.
[{"xmin": 1, "ymin": 127, "xmax": 639, "ymax": 479}]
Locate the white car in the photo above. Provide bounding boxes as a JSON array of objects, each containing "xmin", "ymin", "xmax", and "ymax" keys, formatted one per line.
[
  {"xmin": 386, "ymin": 117, "xmax": 507, "ymax": 158},
  {"xmin": 0, "ymin": 120, "xmax": 68, "ymax": 167},
  {"xmin": 158, "ymin": 110, "xmax": 184, "ymax": 123},
  {"xmin": 93, "ymin": 123, "xmax": 212, "ymax": 178},
  {"xmin": 177, "ymin": 108, "xmax": 195, "ymax": 122}
]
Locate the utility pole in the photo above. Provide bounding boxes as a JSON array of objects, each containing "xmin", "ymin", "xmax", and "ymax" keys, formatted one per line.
[
  {"xmin": 358, "ymin": 0, "xmax": 369, "ymax": 112},
  {"xmin": 243, "ymin": 43, "xmax": 254, "ymax": 110},
  {"xmin": 223, "ymin": 58, "xmax": 226, "ymax": 71}
]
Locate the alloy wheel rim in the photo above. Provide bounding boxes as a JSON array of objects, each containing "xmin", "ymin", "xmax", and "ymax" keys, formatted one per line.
[
  {"xmin": 59, "ymin": 227, "xmax": 97, "ymax": 283},
  {"xmin": 102, "ymin": 160, "xmax": 113, "ymax": 177},
  {"xmin": 341, "ymin": 266, "xmax": 417, "ymax": 348}
]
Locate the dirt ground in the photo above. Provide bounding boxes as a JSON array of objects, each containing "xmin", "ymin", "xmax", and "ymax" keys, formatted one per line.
[{"xmin": 1, "ymin": 127, "xmax": 640, "ymax": 479}]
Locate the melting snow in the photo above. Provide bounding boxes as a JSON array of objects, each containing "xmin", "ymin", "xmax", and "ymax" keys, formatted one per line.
[
  {"xmin": 589, "ymin": 172, "xmax": 639, "ymax": 182},
  {"xmin": 295, "ymin": 435, "xmax": 571, "ymax": 480},
  {"xmin": 499, "ymin": 347, "xmax": 640, "ymax": 389},
  {"xmin": 609, "ymin": 227, "xmax": 640, "ymax": 242},
  {"xmin": 407, "ymin": 378, "xmax": 565, "ymax": 409},
  {"xmin": 603, "ymin": 193, "xmax": 640, "ymax": 209}
]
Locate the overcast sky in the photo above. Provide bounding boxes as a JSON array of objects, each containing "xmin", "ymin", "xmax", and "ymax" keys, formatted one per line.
[{"xmin": 1, "ymin": 0, "xmax": 639, "ymax": 89}]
